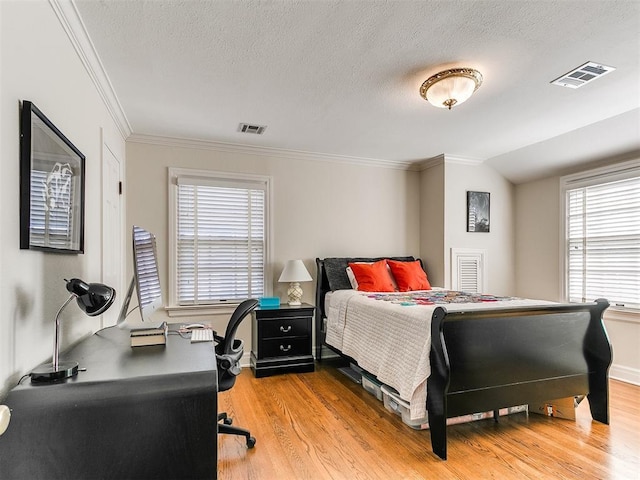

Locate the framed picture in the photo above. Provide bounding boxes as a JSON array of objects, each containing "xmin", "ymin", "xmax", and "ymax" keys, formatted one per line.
[
  {"xmin": 20, "ymin": 101, "xmax": 85, "ymax": 253},
  {"xmin": 467, "ymin": 191, "xmax": 490, "ymax": 233}
]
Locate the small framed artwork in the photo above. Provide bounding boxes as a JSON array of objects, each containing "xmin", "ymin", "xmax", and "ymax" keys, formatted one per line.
[
  {"xmin": 20, "ymin": 101, "xmax": 85, "ymax": 253},
  {"xmin": 467, "ymin": 191, "xmax": 490, "ymax": 233}
]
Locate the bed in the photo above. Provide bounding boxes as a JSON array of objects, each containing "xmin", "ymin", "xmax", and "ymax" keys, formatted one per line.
[{"xmin": 314, "ymin": 256, "xmax": 612, "ymax": 460}]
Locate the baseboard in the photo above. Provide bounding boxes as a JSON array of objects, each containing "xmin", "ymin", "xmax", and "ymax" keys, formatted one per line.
[
  {"xmin": 610, "ymin": 363, "xmax": 640, "ymax": 386},
  {"xmin": 316, "ymin": 350, "xmax": 339, "ymax": 360},
  {"xmin": 240, "ymin": 352, "xmax": 252, "ymax": 369}
]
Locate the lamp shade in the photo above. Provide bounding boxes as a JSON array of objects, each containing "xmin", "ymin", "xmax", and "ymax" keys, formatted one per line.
[
  {"xmin": 278, "ymin": 260, "xmax": 312, "ymax": 283},
  {"xmin": 66, "ymin": 278, "xmax": 116, "ymax": 316}
]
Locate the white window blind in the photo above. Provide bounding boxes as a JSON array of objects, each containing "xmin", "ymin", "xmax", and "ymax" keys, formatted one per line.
[
  {"xmin": 173, "ymin": 172, "xmax": 267, "ymax": 305},
  {"xmin": 30, "ymin": 168, "xmax": 76, "ymax": 249},
  {"xmin": 566, "ymin": 175, "xmax": 640, "ymax": 309}
]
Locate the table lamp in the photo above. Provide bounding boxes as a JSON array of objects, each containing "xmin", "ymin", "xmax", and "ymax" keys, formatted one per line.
[
  {"xmin": 30, "ymin": 278, "xmax": 116, "ymax": 383},
  {"xmin": 278, "ymin": 260, "xmax": 312, "ymax": 306}
]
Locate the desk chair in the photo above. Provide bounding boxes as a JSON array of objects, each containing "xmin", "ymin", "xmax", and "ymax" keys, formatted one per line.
[{"xmin": 215, "ymin": 298, "xmax": 259, "ymax": 448}]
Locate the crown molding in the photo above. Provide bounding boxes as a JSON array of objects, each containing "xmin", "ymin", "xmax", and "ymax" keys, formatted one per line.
[
  {"xmin": 128, "ymin": 133, "xmax": 416, "ymax": 170},
  {"xmin": 443, "ymin": 155, "xmax": 485, "ymax": 166},
  {"xmin": 411, "ymin": 154, "xmax": 444, "ymax": 171},
  {"xmin": 410, "ymin": 154, "xmax": 485, "ymax": 171},
  {"xmin": 49, "ymin": 0, "xmax": 132, "ymax": 140}
]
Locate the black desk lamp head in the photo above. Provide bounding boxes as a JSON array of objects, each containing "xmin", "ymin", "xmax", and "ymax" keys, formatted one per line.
[{"xmin": 31, "ymin": 278, "xmax": 116, "ymax": 383}]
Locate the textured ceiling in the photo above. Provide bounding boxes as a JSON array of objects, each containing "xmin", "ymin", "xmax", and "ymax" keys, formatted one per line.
[{"xmin": 74, "ymin": 0, "xmax": 640, "ymax": 183}]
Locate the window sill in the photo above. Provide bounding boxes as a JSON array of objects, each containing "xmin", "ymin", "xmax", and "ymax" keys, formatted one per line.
[
  {"xmin": 604, "ymin": 307, "xmax": 640, "ymax": 325},
  {"xmin": 165, "ymin": 304, "xmax": 239, "ymax": 318}
]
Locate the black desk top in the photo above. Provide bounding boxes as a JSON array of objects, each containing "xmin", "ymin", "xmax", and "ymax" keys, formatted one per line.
[{"xmin": 13, "ymin": 325, "xmax": 217, "ymax": 389}]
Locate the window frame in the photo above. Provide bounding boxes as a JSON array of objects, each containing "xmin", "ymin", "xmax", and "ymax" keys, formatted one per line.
[
  {"xmin": 560, "ymin": 158, "xmax": 640, "ymax": 322},
  {"xmin": 167, "ymin": 167, "xmax": 272, "ymax": 317}
]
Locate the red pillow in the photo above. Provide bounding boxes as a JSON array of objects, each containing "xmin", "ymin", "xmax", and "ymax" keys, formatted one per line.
[
  {"xmin": 387, "ymin": 260, "xmax": 431, "ymax": 292},
  {"xmin": 347, "ymin": 260, "xmax": 395, "ymax": 292}
]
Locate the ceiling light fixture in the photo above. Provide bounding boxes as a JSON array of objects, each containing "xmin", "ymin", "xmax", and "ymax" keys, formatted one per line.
[{"xmin": 420, "ymin": 68, "xmax": 483, "ymax": 110}]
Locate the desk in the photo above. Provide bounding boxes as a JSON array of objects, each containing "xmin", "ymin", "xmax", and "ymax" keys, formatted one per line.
[{"xmin": 0, "ymin": 326, "xmax": 217, "ymax": 480}]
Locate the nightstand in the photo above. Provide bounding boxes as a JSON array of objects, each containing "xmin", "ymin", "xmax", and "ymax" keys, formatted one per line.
[{"xmin": 250, "ymin": 303, "xmax": 315, "ymax": 378}]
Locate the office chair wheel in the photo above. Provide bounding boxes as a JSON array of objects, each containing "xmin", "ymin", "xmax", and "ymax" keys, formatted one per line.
[
  {"xmin": 224, "ymin": 418, "xmax": 233, "ymax": 425},
  {"xmin": 247, "ymin": 436, "xmax": 256, "ymax": 448}
]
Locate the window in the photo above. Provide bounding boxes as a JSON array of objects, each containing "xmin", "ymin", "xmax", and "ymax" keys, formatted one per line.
[
  {"xmin": 169, "ymin": 168, "xmax": 270, "ymax": 308},
  {"xmin": 562, "ymin": 160, "xmax": 640, "ymax": 311}
]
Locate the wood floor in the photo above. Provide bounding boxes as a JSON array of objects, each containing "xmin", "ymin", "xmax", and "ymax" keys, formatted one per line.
[{"xmin": 217, "ymin": 362, "xmax": 640, "ymax": 479}]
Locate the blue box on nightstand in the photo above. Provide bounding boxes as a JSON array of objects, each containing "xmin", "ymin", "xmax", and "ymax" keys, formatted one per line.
[{"xmin": 259, "ymin": 297, "xmax": 280, "ymax": 308}]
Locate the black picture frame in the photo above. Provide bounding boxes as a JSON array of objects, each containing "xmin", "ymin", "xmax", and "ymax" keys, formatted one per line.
[
  {"xmin": 20, "ymin": 101, "xmax": 85, "ymax": 253},
  {"xmin": 467, "ymin": 191, "xmax": 490, "ymax": 233}
]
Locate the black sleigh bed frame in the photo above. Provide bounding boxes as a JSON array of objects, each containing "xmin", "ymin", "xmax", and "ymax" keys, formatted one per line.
[{"xmin": 314, "ymin": 257, "xmax": 612, "ymax": 460}]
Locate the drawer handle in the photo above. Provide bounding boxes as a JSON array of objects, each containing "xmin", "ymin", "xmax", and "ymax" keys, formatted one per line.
[
  {"xmin": 280, "ymin": 344, "xmax": 292, "ymax": 352},
  {"xmin": 279, "ymin": 325, "xmax": 292, "ymax": 333}
]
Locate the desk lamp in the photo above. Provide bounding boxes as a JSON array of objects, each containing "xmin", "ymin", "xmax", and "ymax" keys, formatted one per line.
[
  {"xmin": 278, "ymin": 260, "xmax": 312, "ymax": 306},
  {"xmin": 31, "ymin": 278, "xmax": 116, "ymax": 383}
]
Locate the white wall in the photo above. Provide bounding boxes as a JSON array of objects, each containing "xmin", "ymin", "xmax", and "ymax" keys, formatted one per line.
[
  {"xmin": 515, "ymin": 160, "xmax": 640, "ymax": 385},
  {"xmin": 419, "ymin": 158, "xmax": 516, "ymax": 295},
  {"xmin": 125, "ymin": 139, "xmax": 420, "ymax": 352},
  {"xmin": 0, "ymin": 1, "xmax": 126, "ymax": 397},
  {"xmin": 443, "ymin": 161, "xmax": 515, "ymax": 295}
]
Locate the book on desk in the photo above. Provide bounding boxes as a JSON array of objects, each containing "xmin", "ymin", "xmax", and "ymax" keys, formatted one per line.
[{"xmin": 130, "ymin": 321, "xmax": 168, "ymax": 347}]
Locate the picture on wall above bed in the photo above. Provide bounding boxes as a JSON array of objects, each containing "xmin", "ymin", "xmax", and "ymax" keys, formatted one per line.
[
  {"xmin": 467, "ymin": 191, "xmax": 490, "ymax": 233},
  {"xmin": 20, "ymin": 100, "xmax": 85, "ymax": 254}
]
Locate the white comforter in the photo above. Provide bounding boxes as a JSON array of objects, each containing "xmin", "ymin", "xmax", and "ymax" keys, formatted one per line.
[{"xmin": 325, "ymin": 290, "xmax": 554, "ymax": 420}]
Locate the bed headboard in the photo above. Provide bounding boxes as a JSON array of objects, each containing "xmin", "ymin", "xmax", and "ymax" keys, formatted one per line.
[{"xmin": 314, "ymin": 256, "xmax": 425, "ymax": 359}]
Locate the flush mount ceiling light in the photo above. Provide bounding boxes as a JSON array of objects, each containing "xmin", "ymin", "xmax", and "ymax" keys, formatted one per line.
[{"xmin": 420, "ymin": 68, "xmax": 483, "ymax": 110}]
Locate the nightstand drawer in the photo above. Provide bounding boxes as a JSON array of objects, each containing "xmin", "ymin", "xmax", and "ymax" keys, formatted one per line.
[
  {"xmin": 261, "ymin": 317, "xmax": 309, "ymax": 338},
  {"xmin": 261, "ymin": 337, "xmax": 309, "ymax": 358}
]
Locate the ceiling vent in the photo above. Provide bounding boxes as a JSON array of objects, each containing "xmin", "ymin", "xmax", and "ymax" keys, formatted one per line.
[
  {"xmin": 551, "ymin": 61, "xmax": 615, "ymax": 89},
  {"xmin": 238, "ymin": 123, "xmax": 267, "ymax": 135}
]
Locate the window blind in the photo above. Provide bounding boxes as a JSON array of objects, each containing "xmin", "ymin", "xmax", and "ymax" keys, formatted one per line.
[
  {"xmin": 175, "ymin": 179, "xmax": 266, "ymax": 305},
  {"xmin": 566, "ymin": 175, "xmax": 640, "ymax": 309},
  {"xmin": 29, "ymin": 169, "xmax": 75, "ymax": 249}
]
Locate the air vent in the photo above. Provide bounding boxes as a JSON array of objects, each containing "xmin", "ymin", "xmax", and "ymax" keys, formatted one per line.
[
  {"xmin": 451, "ymin": 248, "xmax": 486, "ymax": 293},
  {"xmin": 551, "ymin": 61, "xmax": 615, "ymax": 89},
  {"xmin": 238, "ymin": 123, "xmax": 267, "ymax": 135}
]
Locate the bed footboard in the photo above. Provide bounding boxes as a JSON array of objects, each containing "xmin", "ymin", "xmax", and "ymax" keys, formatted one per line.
[{"xmin": 427, "ymin": 299, "xmax": 611, "ymax": 460}]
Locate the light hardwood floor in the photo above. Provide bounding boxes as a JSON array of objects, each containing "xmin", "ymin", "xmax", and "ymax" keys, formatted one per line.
[{"xmin": 217, "ymin": 362, "xmax": 640, "ymax": 479}]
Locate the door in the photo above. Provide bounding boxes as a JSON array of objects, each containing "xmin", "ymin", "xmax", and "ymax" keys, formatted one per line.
[{"xmin": 101, "ymin": 131, "xmax": 124, "ymax": 328}]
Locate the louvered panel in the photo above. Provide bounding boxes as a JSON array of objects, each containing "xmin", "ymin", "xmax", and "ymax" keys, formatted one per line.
[
  {"xmin": 458, "ymin": 259, "xmax": 480, "ymax": 293},
  {"xmin": 451, "ymin": 248, "xmax": 486, "ymax": 293}
]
